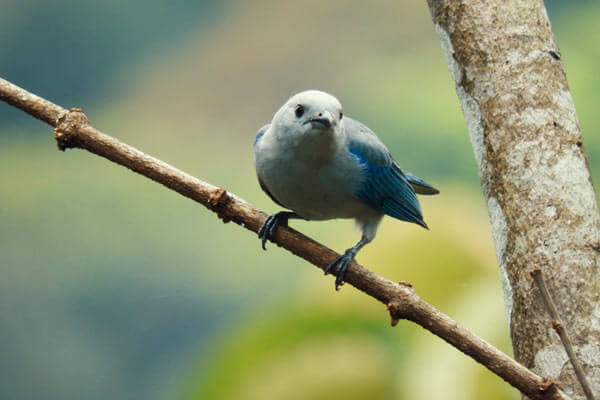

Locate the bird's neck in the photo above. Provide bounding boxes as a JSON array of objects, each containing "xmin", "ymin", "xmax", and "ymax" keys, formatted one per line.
[
  {"xmin": 283, "ymin": 130, "xmax": 338, "ymax": 165},
  {"xmin": 297, "ymin": 131, "xmax": 337, "ymax": 161},
  {"xmin": 266, "ymin": 125, "xmax": 340, "ymax": 164}
]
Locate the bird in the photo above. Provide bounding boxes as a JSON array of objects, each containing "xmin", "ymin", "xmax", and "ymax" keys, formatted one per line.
[{"xmin": 253, "ymin": 90, "xmax": 438, "ymax": 289}]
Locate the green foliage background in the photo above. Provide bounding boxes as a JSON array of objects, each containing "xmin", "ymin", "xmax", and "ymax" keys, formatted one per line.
[{"xmin": 0, "ymin": 1, "xmax": 597, "ymax": 399}]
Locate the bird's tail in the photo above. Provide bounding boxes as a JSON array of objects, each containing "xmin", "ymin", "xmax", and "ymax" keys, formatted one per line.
[{"xmin": 404, "ymin": 171, "xmax": 439, "ymax": 195}]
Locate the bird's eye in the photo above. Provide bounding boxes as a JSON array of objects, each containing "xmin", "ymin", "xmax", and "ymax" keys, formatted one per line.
[
  {"xmin": 294, "ymin": 104, "xmax": 304, "ymax": 118},
  {"xmin": 339, "ymin": 111, "xmax": 343, "ymax": 120}
]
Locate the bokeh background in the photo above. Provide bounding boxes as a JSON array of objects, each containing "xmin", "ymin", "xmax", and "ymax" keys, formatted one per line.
[{"xmin": 1, "ymin": 1, "xmax": 598, "ymax": 399}]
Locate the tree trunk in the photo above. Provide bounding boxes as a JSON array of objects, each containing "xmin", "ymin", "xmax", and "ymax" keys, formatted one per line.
[{"xmin": 426, "ymin": 0, "xmax": 600, "ymax": 398}]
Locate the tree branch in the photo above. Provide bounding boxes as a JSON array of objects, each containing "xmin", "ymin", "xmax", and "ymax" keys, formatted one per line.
[
  {"xmin": 531, "ymin": 268, "xmax": 596, "ymax": 400},
  {"xmin": 0, "ymin": 77, "xmax": 570, "ymax": 400}
]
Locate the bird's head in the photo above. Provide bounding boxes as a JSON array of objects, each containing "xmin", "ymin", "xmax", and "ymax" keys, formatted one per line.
[{"xmin": 272, "ymin": 90, "xmax": 344, "ymax": 141}]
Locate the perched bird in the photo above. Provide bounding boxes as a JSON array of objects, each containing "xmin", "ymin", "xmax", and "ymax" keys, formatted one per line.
[{"xmin": 253, "ymin": 90, "xmax": 438, "ymax": 289}]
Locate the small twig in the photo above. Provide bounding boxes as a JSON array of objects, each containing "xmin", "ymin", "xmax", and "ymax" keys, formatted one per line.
[
  {"xmin": 531, "ymin": 267, "xmax": 596, "ymax": 400},
  {"xmin": 0, "ymin": 77, "xmax": 570, "ymax": 400}
]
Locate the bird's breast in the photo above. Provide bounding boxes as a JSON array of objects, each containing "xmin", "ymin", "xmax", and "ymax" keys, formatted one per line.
[{"xmin": 256, "ymin": 140, "xmax": 372, "ymax": 220}]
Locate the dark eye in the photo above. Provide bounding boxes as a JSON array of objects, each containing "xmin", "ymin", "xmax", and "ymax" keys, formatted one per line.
[
  {"xmin": 339, "ymin": 111, "xmax": 343, "ymax": 120},
  {"xmin": 294, "ymin": 104, "xmax": 304, "ymax": 118}
]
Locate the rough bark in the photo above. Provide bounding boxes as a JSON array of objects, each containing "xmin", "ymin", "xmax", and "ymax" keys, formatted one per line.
[{"xmin": 426, "ymin": 1, "xmax": 600, "ymax": 398}]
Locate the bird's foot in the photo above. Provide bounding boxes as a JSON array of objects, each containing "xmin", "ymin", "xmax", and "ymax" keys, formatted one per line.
[
  {"xmin": 258, "ymin": 212, "xmax": 292, "ymax": 250},
  {"xmin": 325, "ymin": 249, "xmax": 357, "ymax": 290}
]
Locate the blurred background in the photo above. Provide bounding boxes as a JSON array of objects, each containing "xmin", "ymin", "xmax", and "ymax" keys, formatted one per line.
[{"xmin": 1, "ymin": 0, "xmax": 598, "ymax": 399}]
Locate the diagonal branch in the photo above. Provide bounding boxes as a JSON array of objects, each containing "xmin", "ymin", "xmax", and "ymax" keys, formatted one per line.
[
  {"xmin": 0, "ymin": 77, "xmax": 570, "ymax": 400},
  {"xmin": 531, "ymin": 268, "xmax": 597, "ymax": 400}
]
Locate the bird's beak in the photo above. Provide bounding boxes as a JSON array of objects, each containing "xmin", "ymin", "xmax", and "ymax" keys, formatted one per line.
[{"xmin": 305, "ymin": 111, "xmax": 333, "ymax": 129}]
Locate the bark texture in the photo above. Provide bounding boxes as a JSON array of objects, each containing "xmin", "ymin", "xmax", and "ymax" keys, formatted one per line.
[{"xmin": 427, "ymin": 0, "xmax": 600, "ymax": 398}]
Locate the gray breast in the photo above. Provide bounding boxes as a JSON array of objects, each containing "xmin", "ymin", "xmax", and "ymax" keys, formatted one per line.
[{"xmin": 256, "ymin": 139, "xmax": 370, "ymax": 220}]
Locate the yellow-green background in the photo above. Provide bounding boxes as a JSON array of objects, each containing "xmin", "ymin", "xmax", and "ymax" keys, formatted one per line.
[{"xmin": 1, "ymin": 1, "xmax": 597, "ymax": 399}]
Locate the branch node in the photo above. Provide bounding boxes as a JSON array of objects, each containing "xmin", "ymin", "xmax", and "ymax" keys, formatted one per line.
[
  {"xmin": 387, "ymin": 301, "xmax": 410, "ymax": 327},
  {"xmin": 54, "ymin": 107, "xmax": 89, "ymax": 151},
  {"xmin": 386, "ymin": 302, "xmax": 399, "ymax": 326},
  {"xmin": 538, "ymin": 377, "xmax": 556, "ymax": 393},
  {"xmin": 530, "ymin": 267, "xmax": 542, "ymax": 278},
  {"xmin": 551, "ymin": 319, "xmax": 561, "ymax": 331},
  {"xmin": 208, "ymin": 188, "xmax": 232, "ymax": 223}
]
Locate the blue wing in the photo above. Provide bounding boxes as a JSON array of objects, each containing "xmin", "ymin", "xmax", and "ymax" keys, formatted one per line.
[
  {"xmin": 345, "ymin": 117, "xmax": 429, "ymax": 228},
  {"xmin": 254, "ymin": 124, "xmax": 270, "ymax": 146}
]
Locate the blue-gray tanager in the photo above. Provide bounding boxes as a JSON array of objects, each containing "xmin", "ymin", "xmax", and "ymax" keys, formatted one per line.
[{"xmin": 254, "ymin": 90, "xmax": 438, "ymax": 289}]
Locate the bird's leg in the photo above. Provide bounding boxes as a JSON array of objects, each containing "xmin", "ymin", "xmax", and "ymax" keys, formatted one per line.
[
  {"xmin": 258, "ymin": 211, "xmax": 300, "ymax": 250},
  {"xmin": 325, "ymin": 235, "xmax": 371, "ymax": 290}
]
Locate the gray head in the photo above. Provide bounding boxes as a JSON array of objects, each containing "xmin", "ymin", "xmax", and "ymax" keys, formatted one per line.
[{"xmin": 271, "ymin": 90, "xmax": 344, "ymax": 140}]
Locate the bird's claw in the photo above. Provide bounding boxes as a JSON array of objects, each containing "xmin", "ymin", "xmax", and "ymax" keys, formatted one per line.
[
  {"xmin": 325, "ymin": 250, "xmax": 356, "ymax": 290},
  {"xmin": 258, "ymin": 212, "xmax": 289, "ymax": 250}
]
